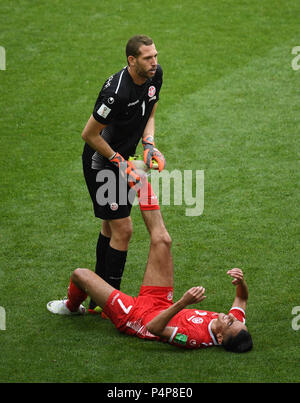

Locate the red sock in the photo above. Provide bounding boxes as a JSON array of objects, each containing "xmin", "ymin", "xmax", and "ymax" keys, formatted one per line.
[
  {"xmin": 137, "ymin": 179, "xmax": 160, "ymax": 211},
  {"xmin": 66, "ymin": 279, "xmax": 88, "ymax": 312}
]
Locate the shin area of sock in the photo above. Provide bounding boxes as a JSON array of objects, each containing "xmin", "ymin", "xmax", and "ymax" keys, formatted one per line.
[{"xmin": 66, "ymin": 279, "xmax": 87, "ymax": 312}]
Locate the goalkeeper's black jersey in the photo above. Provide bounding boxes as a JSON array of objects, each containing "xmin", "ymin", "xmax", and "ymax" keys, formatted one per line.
[{"xmin": 86, "ymin": 64, "xmax": 163, "ymax": 161}]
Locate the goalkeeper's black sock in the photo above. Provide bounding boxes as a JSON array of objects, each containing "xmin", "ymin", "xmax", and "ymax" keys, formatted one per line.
[
  {"xmin": 95, "ymin": 232, "xmax": 110, "ymax": 278},
  {"xmin": 89, "ymin": 232, "xmax": 110, "ymax": 311},
  {"xmin": 105, "ymin": 246, "xmax": 127, "ymax": 290}
]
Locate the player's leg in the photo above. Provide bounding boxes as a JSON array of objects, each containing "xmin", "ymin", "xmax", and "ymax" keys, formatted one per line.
[
  {"xmin": 140, "ymin": 206, "xmax": 173, "ymax": 288},
  {"xmin": 89, "ymin": 217, "xmax": 132, "ymax": 312},
  {"xmin": 108, "ymin": 216, "xmax": 133, "ymax": 251},
  {"xmin": 134, "ymin": 176, "xmax": 173, "ymax": 287},
  {"xmin": 94, "ymin": 220, "xmax": 111, "ymax": 282},
  {"xmin": 47, "ymin": 268, "xmax": 115, "ymax": 315},
  {"xmin": 88, "ymin": 220, "xmax": 110, "ymax": 311},
  {"xmin": 104, "ymin": 216, "xmax": 132, "ymax": 290},
  {"xmin": 72, "ymin": 268, "xmax": 115, "ymax": 309}
]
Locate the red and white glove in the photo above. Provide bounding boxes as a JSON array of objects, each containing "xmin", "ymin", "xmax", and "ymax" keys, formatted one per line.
[
  {"xmin": 142, "ymin": 135, "xmax": 165, "ymax": 172},
  {"xmin": 109, "ymin": 152, "xmax": 140, "ymax": 188}
]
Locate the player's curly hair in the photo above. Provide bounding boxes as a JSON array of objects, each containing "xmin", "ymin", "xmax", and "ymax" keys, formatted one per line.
[
  {"xmin": 126, "ymin": 35, "xmax": 154, "ymax": 62},
  {"xmin": 223, "ymin": 329, "xmax": 253, "ymax": 353}
]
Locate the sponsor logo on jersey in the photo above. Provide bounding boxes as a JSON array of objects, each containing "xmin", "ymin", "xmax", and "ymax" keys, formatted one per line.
[
  {"xmin": 128, "ymin": 99, "xmax": 139, "ymax": 107},
  {"xmin": 148, "ymin": 86, "xmax": 156, "ymax": 97},
  {"xmin": 104, "ymin": 75, "xmax": 114, "ymax": 89}
]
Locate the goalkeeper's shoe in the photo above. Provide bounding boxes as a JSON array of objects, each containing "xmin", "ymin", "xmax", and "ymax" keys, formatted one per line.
[{"xmin": 47, "ymin": 299, "xmax": 86, "ymax": 315}]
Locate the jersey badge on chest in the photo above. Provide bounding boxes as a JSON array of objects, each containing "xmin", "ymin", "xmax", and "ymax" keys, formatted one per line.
[{"xmin": 148, "ymin": 86, "xmax": 156, "ymax": 98}]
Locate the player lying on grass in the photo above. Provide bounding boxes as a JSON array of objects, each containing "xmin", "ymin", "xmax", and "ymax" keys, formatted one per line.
[{"xmin": 47, "ymin": 181, "xmax": 252, "ymax": 352}]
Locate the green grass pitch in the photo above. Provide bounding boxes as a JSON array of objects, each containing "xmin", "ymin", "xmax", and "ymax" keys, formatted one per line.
[{"xmin": 0, "ymin": 0, "xmax": 300, "ymax": 383}]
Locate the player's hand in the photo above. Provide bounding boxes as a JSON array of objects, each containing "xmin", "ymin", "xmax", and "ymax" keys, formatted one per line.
[
  {"xmin": 126, "ymin": 159, "xmax": 141, "ymax": 189},
  {"xmin": 142, "ymin": 135, "xmax": 166, "ymax": 172},
  {"xmin": 181, "ymin": 286, "xmax": 206, "ymax": 307},
  {"xmin": 109, "ymin": 152, "xmax": 140, "ymax": 189},
  {"xmin": 227, "ymin": 268, "xmax": 244, "ymax": 285},
  {"xmin": 109, "ymin": 151, "xmax": 125, "ymax": 168}
]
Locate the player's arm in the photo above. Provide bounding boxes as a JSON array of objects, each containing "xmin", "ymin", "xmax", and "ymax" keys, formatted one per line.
[
  {"xmin": 81, "ymin": 115, "xmax": 115, "ymax": 159},
  {"xmin": 146, "ymin": 286, "xmax": 206, "ymax": 339},
  {"xmin": 142, "ymin": 102, "xmax": 157, "ymax": 141},
  {"xmin": 227, "ymin": 268, "xmax": 248, "ymax": 311},
  {"xmin": 142, "ymin": 104, "xmax": 165, "ymax": 172}
]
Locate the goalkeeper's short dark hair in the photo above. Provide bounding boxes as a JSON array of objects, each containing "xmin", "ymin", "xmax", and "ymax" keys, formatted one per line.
[
  {"xmin": 223, "ymin": 329, "xmax": 253, "ymax": 353},
  {"xmin": 126, "ymin": 35, "xmax": 154, "ymax": 62}
]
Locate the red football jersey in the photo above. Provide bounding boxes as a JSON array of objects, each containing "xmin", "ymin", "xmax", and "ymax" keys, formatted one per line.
[{"xmin": 167, "ymin": 307, "xmax": 246, "ymax": 349}]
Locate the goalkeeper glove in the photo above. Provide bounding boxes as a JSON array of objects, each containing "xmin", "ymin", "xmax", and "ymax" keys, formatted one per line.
[
  {"xmin": 142, "ymin": 135, "xmax": 165, "ymax": 172},
  {"xmin": 109, "ymin": 152, "xmax": 140, "ymax": 188}
]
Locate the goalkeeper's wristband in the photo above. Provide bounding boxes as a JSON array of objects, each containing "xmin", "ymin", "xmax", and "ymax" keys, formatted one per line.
[
  {"xmin": 109, "ymin": 152, "xmax": 126, "ymax": 168},
  {"xmin": 108, "ymin": 152, "xmax": 117, "ymax": 160},
  {"xmin": 142, "ymin": 135, "xmax": 155, "ymax": 147}
]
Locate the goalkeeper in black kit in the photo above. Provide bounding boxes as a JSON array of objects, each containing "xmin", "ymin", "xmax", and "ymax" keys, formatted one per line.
[{"xmin": 81, "ymin": 35, "xmax": 166, "ymax": 313}]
